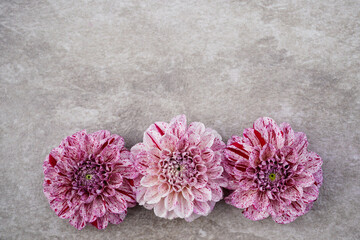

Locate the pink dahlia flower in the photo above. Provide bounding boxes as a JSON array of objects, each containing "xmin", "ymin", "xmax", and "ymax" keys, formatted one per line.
[
  {"xmin": 224, "ymin": 117, "xmax": 323, "ymax": 224},
  {"xmin": 131, "ymin": 115, "xmax": 227, "ymax": 221},
  {"xmin": 43, "ymin": 130, "xmax": 138, "ymax": 230}
]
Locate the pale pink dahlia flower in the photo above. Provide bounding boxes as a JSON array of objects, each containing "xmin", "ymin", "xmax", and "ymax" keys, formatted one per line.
[
  {"xmin": 224, "ymin": 117, "xmax": 323, "ymax": 224},
  {"xmin": 131, "ymin": 115, "xmax": 227, "ymax": 221},
  {"xmin": 43, "ymin": 130, "xmax": 138, "ymax": 230}
]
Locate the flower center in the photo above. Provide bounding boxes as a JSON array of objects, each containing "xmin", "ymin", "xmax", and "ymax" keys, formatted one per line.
[
  {"xmin": 269, "ymin": 173, "xmax": 276, "ymax": 181},
  {"xmin": 159, "ymin": 151, "xmax": 198, "ymax": 191},
  {"xmin": 72, "ymin": 157, "xmax": 108, "ymax": 195},
  {"xmin": 255, "ymin": 154, "xmax": 292, "ymax": 192},
  {"xmin": 85, "ymin": 174, "xmax": 93, "ymax": 180}
]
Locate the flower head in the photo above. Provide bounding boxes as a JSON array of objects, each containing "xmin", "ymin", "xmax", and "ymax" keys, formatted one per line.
[
  {"xmin": 43, "ymin": 130, "xmax": 138, "ymax": 230},
  {"xmin": 224, "ymin": 117, "xmax": 323, "ymax": 224},
  {"xmin": 131, "ymin": 115, "xmax": 227, "ymax": 221}
]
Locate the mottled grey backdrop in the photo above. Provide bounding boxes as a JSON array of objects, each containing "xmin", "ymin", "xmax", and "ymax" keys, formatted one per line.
[{"xmin": 1, "ymin": 0, "xmax": 359, "ymax": 239}]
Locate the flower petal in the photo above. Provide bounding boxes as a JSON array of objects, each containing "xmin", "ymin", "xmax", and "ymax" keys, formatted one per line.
[
  {"xmin": 69, "ymin": 211, "xmax": 86, "ymax": 230},
  {"xmin": 79, "ymin": 203, "xmax": 96, "ymax": 222},
  {"xmin": 168, "ymin": 114, "xmax": 187, "ymax": 138},
  {"xmin": 305, "ymin": 152, "xmax": 323, "ymax": 174},
  {"xmin": 288, "ymin": 200, "xmax": 306, "ymax": 216},
  {"xmin": 207, "ymin": 166, "xmax": 223, "ymax": 179},
  {"xmin": 130, "ymin": 142, "xmax": 147, "ymax": 156},
  {"xmin": 103, "ymin": 187, "xmax": 116, "ymax": 197},
  {"xmin": 90, "ymin": 130, "xmax": 113, "ymax": 155},
  {"xmin": 210, "ymin": 184, "xmax": 223, "ymax": 202},
  {"xmin": 225, "ymin": 189, "xmax": 257, "ymax": 209},
  {"xmin": 254, "ymin": 191, "xmax": 270, "ymax": 211},
  {"xmin": 144, "ymin": 186, "xmax": 162, "ymax": 204},
  {"xmin": 113, "ymin": 159, "xmax": 139, "ymax": 179},
  {"xmin": 108, "ymin": 172, "xmax": 123, "ymax": 188},
  {"xmin": 164, "ymin": 191, "xmax": 178, "ymax": 211},
  {"xmin": 188, "ymin": 132, "xmax": 201, "ymax": 146},
  {"xmin": 193, "ymin": 200, "xmax": 211, "ymax": 215},
  {"xmin": 176, "ymin": 135, "xmax": 189, "ymax": 151},
  {"xmin": 198, "ymin": 133, "xmax": 215, "ymax": 150},
  {"xmin": 160, "ymin": 133, "xmax": 178, "ymax": 152},
  {"xmin": 260, "ymin": 144, "xmax": 276, "ymax": 161},
  {"xmin": 302, "ymin": 185, "xmax": 319, "ymax": 203},
  {"xmin": 143, "ymin": 130, "xmax": 162, "ymax": 150},
  {"xmin": 281, "ymin": 146, "xmax": 298, "ymax": 163},
  {"xmin": 195, "ymin": 174, "xmax": 208, "ymax": 188},
  {"xmin": 158, "ymin": 183, "xmax": 171, "ymax": 197},
  {"xmin": 136, "ymin": 186, "xmax": 147, "ymax": 205},
  {"xmin": 272, "ymin": 213, "xmax": 297, "ymax": 224},
  {"xmin": 243, "ymin": 128, "xmax": 264, "ymax": 147},
  {"xmin": 51, "ymin": 200, "xmax": 72, "ymax": 219},
  {"xmin": 292, "ymin": 132, "xmax": 308, "ymax": 163},
  {"xmin": 107, "ymin": 212, "xmax": 126, "ymax": 225},
  {"xmin": 192, "ymin": 187, "xmax": 211, "ymax": 202},
  {"xmin": 154, "ymin": 198, "xmax": 167, "ymax": 218},
  {"xmin": 233, "ymin": 160, "xmax": 250, "ymax": 177},
  {"xmin": 238, "ymin": 177, "xmax": 254, "ymax": 190},
  {"xmin": 253, "ymin": 117, "xmax": 275, "ymax": 144},
  {"xmin": 188, "ymin": 122, "xmax": 206, "ymax": 135},
  {"xmin": 280, "ymin": 122, "xmax": 295, "ymax": 147},
  {"xmin": 182, "ymin": 187, "xmax": 194, "ymax": 201},
  {"xmin": 266, "ymin": 120, "xmax": 285, "ymax": 149},
  {"xmin": 140, "ymin": 175, "xmax": 158, "ymax": 187},
  {"xmin": 99, "ymin": 144, "xmax": 120, "ymax": 163},
  {"xmin": 151, "ymin": 122, "xmax": 169, "ymax": 136},
  {"xmin": 91, "ymin": 215, "xmax": 109, "ymax": 229},
  {"xmin": 293, "ymin": 173, "xmax": 315, "ymax": 188},
  {"xmin": 105, "ymin": 195, "xmax": 127, "ymax": 214},
  {"xmin": 268, "ymin": 199, "xmax": 284, "ymax": 216},
  {"xmin": 92, "ymin": 196, "xmax": 106, "ymax": 218},
  {"xmin": 201, "ymin": 148, "xmax": 214, "ymax": 162},
  {"xmin": 249, "ymin": 147, "xmax": 261, "ymax": 168},
  {"xmin": 226, "ymin": 141, "xmax": 252, "ymax": 161},
  {"xmin": 174, "ymin": 195, "xmax": 194, "ymax": 218},
  {"xmin": 282, "ymin": 186, "xmax": 303, "ymax": 201},
  {"xmin": 243, "ymin": 205, "xmax": 270, "ymax": 221},
  {"xmin": 117, "ymin": 180, "xmax": 137, "ymax": 207}
]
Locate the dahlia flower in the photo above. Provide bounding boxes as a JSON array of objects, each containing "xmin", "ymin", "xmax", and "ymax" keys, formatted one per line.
[
  {"xmin": 224, "ymin": 117, "xmax": 323, "ymax": 224},
  {"xmin": 131, "ymin": 115, "xmax": 227, "ymax": 221},
  {"xmin": 43, "ymin": 130, "xmax": 138, "ymax": 230}
]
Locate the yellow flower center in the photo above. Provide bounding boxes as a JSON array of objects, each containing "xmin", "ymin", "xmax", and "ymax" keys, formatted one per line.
[
  {"xmin": 85, "ymin": 174, "xmax": 93, "ymax": 180},
  {"xmin": 269, "ymin": 173, "xmax": 276, "ymax": 181}
]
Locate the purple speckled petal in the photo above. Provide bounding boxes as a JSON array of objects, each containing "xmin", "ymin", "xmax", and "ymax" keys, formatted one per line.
[
  {"xmin": 69, "ymin": 211, "xmax": 86, "ymax": 230},
  {"xmin": 107, "ymin": 212, "xmax": 126, "ymax": 225},
  {"xmin": 260, "ymin": 143, "xmax": 276, "ymax": 161},
  {"xmin": 272, "ymin": 212, "xmax": 297, "ymax": 224},
  {"xmin": 225, "ymin": 189, "xmax": 257, "ymax": 209},
  {"xmin": 243, "ymin": 205, "xmax": 270, "ymax": 221},
  {"xmin": 279, "ymin": 122, "xmax": 295, "ymax": 147},
  {"xmin": 254, "ymin": 191, "xmax": 270, "ymax": 211},
  {"xmin": 43, "ymin": 130, "xmax": 138, "ymax": 230},
  {"xmin": 302, "ymin": 185, "xmax": 319, "ymax": 203},
  {"xmin": 223, "ymin": 117, "xmax": 323, "ymax": 224}
]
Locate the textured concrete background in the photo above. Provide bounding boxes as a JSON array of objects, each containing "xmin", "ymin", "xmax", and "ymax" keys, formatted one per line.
[{"xmin": 1, "ymin": 0, "xmax": 359, "ymax": 239}]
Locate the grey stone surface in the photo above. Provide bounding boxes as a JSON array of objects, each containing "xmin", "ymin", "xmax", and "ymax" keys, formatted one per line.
[{"xmin": 1, "ymin": 0, "xmax": 359, "ymax": 239}]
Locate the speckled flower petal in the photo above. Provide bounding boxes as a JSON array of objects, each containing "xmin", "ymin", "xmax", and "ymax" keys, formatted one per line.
[
  {"xmin": 43, "ymin": 130, "xmax": 138, "ymax": 230},
  {"xmin": 131, "ymin": 115, "xmax": 226, "ymax": 221},
  {"xmin": 243, "ymin": 205, "xmax": 270, "ymax": 221},
  {"xmin": 223, "ymin": 117, "xmax": 323, "ymax": 224}
]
